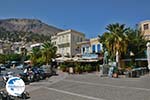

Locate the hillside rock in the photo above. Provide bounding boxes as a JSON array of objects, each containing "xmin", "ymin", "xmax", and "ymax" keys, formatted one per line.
[{"xmin": 0, "ymin": 18, "xmax": 63, "ymax": 36}]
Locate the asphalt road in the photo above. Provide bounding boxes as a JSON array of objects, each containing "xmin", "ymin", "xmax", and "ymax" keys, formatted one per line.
[{"xmin": 26, "ymin": 72, "xmax": 150, "ymax": 100}]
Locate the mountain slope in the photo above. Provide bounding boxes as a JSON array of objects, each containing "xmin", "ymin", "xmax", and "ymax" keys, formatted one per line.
[{"xmin": 0, "ymin": 18, "xmax": 63, "ymax": 36}]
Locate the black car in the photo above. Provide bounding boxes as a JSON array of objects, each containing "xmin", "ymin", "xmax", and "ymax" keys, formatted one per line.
[
  {"xmin": 18, "ymin": 72, "xmax": 30, "ymax": 83},
  {"xmin": 0, "ymin": 64, "xmax": 6, "ymax": 70},
  {"xmin": 38, "ymin": 68, "xmax": 47, "ymax": 80},
  {"xmin": 4, "ymin": 63, "xmax": 11, "ymax": 68}
]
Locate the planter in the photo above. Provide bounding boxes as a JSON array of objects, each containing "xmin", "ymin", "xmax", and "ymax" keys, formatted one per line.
[
  {"xmin": 69, "ymin": 67, "xmax": 74, "ymax": 74},
  {"xmin": 113, "ymin": 73, "xmax": 118, "ymax": 78}
]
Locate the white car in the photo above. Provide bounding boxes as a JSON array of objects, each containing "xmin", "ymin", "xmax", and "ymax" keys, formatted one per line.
[{"xmin": 16, "ymin": 64, "xmax": 24, "ymax": 70}]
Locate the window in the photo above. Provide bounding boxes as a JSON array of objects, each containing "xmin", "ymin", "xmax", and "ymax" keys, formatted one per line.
[
  {"xmin": 143, "ymin": 24, "xmax": 149, "ymax": 30},
  {"xmin": 66, "ymin": 35, "xmax": 68, "ymax": 42},
  {"xmin": 82, "ymin": 47, "xmax": 85, "ymax": 54},
  {"xmin": 59, "ymin": 37, "xmax": 61, "ymax": 42},
  {"xmin": 62, "ymin": 35, "xmax": 64, "ymax": 41},
  {"xmin": 80, "ymin": 38, "xmax": 83, "ymax": 42},
  {"xmin": 92, "ymin": 45, "xmax": 96, "ymax": 53},
  {"xmin": 77, "ymin": 36, "xmax": 79, "ymax": 42},
  {"xmin": 86, "ymin": 46, "xmax": 89, "ymax": 53},
  {"xmin": 97, "ymin": 44, "xmax": 101, "ymax": 53},
  {"xmin": 72, "ymin": 34, "xmax": 74, "ymax": 41}
]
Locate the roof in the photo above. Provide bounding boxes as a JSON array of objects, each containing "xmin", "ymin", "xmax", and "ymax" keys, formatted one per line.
[{"xmin": 56, "ymin": 29, "xmax": 85, "ymax": 36}]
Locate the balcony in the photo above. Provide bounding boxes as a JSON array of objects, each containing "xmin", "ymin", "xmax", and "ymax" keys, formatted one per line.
[{"xmin": 58, "ymin": 43, "xmax": 70, "ymax": 48}]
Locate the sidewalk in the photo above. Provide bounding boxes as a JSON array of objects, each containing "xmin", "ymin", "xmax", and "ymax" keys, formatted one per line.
[
  {"xmin": 26, "ymin": 70, "xmax": 68, "ymax": 92},
  {"xmin": 47, "ymin": 70, "xmax": 68, "ymax": 84}
]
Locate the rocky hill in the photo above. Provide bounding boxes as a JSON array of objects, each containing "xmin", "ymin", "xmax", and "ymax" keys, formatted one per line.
[{"xmin": 0, "ymin": 18, "xmax": 63, "ymax": 36}]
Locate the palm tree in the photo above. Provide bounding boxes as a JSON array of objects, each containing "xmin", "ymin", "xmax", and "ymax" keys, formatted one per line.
[
  {"xmin": 30, "ymin": 47, "xmax": 41, "ymax": 66},
  {"xmin": 127, "ymin": 29, "xmax": 147, "ymax": 59},
  {"xmin": 20, "ymin": 47, "xmax": 27, "ymax": 64},
  {"xmin": 42, "ymin": 41, "xmax": 57, "ymax": 65},
  {"xmin": 99, "ymin": 23, "xmax": 129, "ymax": 67}
]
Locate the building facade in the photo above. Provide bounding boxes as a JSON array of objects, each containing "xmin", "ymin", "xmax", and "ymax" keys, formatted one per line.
[
  {"xmin": 90, "ymin": 37, "xmax": 102, "ymax": 53},
  {"xmin": 139, "ymin": 20, "xmax": 150, "ymax": 40},
  {"xmin": 51, "ymin": 29, "xmax": 85, "ymax": 57},
  {"xmin": 77, "ymin": 37, "xmax": 103, "ymax": 59}
]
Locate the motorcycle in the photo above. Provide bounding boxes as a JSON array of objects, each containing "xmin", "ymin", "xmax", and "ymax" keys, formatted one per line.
[
  {"xmin": 0, "ymin": 91, "xmax": 30, "ymax": 100},
  {"xmin": 1, "ymin": 72, "xmax": 30, "ymax": 100}
]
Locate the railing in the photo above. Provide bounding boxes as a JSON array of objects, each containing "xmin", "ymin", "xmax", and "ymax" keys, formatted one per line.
[{"xmin": 125, "ymin": 67, "xmax": 148, "ymax": 78}]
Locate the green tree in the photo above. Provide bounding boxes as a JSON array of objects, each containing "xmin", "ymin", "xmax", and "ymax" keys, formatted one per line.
[
  {"xmin": 42, "ymin": 41, "xmax": 57, "ymax": 65},
  {"xmin": 126, "ymin": 29, "xmax": 147, "ymax": 59},
  {"xmin": 20, "ymin": 47, "xmax": 27, "ymax": 64},
  {"xmin": 99, "ymin": 23, "xmax": 129, "ymax": 67},
  {"xmin": 30, "ymin": 47, "xmax": 42, "ymax": 66},
  {"xmin": 5, "ymin": 53, "xmax": 21, "ymax": 61},
  {"xmin": 0, "ymin": 54, "xmax": 6, "ymax": 63}
]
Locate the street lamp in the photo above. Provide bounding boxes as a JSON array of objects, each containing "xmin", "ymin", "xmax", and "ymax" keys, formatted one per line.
[{"xmin": 130, "ymin": 51, "xmax": 135, "ymax": 68}]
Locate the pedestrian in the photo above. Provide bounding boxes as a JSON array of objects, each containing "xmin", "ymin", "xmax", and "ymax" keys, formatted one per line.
[{"xmin": 108, "ymin": 66, "xmax": 114, "ymax": 77}]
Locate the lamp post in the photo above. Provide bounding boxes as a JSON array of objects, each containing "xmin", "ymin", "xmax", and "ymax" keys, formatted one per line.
[{"xmin": 130, "ymin": 51, "xmax": 135, "ymax": 68}]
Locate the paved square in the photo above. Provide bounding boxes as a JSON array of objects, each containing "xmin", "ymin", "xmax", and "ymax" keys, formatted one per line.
[{"xmin": 27, "ymin": 73, "xmax": 150, "ymax": 100}]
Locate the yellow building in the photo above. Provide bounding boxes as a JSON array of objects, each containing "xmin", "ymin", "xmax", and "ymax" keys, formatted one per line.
[
  {"xmin": 51, "ymin": 29, "xmax": 85, "ymax": 57},
  {"xmin": 77, "ymin": 37, "xmax": 103, "ymax": 56},
  {"xmin": 90, "ymin": 37, "xmax": 102, "ymax": 53},
  {"xmin": 139, "ymin": 20, "xmax": 150, "ymax": 40}
]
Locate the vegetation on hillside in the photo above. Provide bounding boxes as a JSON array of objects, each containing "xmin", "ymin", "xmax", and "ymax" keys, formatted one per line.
[{"xmin": 0, "ymin": 27, "xmax": 51, "ymax": 43}]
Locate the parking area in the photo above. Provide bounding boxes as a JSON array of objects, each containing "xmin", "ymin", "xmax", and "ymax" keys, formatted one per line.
[{"xmin": 26, "ymin": 72, "xmax": 150, "ymax": 100}]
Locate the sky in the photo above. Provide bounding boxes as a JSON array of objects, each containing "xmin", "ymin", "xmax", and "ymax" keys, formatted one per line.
[{"xmin": 0, "ymin": 0, "xmax": 150, "ymax": 38}]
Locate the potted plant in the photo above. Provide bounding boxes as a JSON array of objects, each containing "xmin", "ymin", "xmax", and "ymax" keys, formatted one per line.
[
  {"xmin": 113, "ymin": 67, "xmax": 118, "ymax": 78},
  {"xmin": 60, "ymin": 64, "xmax": 67, "ymax": 72}
]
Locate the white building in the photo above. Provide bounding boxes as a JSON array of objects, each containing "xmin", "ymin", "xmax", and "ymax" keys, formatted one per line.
[
  {"xmin": 51, "ymin": 29, "xmax": 85, "ymax": 57},
  {"xmin": 139, "ymin": 20, "xmax": 150, "ymax": 40}
]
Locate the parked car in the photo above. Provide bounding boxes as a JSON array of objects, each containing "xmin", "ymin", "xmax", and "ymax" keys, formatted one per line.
[
  {"xmin": 17, "ymin": 72, "xmax": 29, "ymax": 83},
  {"xmin": 0, "ymin": 64, "xmax": 6, "ymax": 70},
  {"xmin": 16, "ymin": 64, "xmax": 24, "ymax": 70},
  {"xmin": 40, "ymin": 65, "xmax": 52, "ymax": 78},
  {"xmin": 38, "ymin": 68, "xmax": 47, "ymax": 80},
  {"xmin": 4, "ymin": 63, "xmax": 11, "ymax": 68},
  {"xmin": 2, "ymin": 71, "xmax": 14, "ymax": 83},
  {"xmin": 31, "ymin": 67, "xmax": 40, "ymax": 81}
]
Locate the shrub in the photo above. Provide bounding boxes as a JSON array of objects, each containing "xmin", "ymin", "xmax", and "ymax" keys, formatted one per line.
[
  {"xmin": 74, "ymin": 63, "xmax": 82, "ymax": 74},
  {"xmin": 113, "ymin": 67, "xmax": 118, "ymax": 74},
  {"xmin": 60, "ymin": 64, "xmax": 67, "ymax": 72}
]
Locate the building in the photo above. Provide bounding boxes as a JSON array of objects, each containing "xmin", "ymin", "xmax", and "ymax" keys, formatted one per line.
[
  {"xmin": 77, "ymin": 37, "xmax": 103, "ymax": 59},
  {"xmin": 0, "ymin": 40, "xmax": 13, "ymax": 54},
  {"xmin": 139, "ymin": 20, "xmax": 150, "ymax": 40},
  {"xmin": 90, "ymin": 37, "xmax": 102, "ymax": 53},
  {"xmin": 30, "ymin": 43, "xmax": 43, "ymax": 49},
  {"xmin": 51, "ymin": 29, "xmax": 85, "ymax": 57}
]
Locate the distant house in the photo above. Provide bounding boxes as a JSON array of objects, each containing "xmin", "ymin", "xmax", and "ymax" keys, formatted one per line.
[
  {"xmin": 30, "ymin": 43, "xmax": 43, "ymax": 49},
  {"xmin": 139, "ymin": 20, "xmax": 150, "ymax": 40},
  {"xmin": 0, "ymin": 40, "xmax": 13, "ymax": 54}
]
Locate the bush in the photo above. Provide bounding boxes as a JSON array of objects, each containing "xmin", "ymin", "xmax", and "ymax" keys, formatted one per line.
[
  {"xmin": 84, "ymin": 64, "xmax": 92, "ymax": 72},
  {"xmin": 74, "ymin": 63, "xmax": 82, "ymax": 74},
  {"xmin": 60, "ymin": 64, "xmax": 67, "ymax": 72},
  {"xmin": 113, "ymin": 67, "xmax": 118, "ymax": 73}
]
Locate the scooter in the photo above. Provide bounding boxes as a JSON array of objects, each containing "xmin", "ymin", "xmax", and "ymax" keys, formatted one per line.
[
  {"xmin": 0, "ymin": 91, "xmax": 30, "ymax": 100},
  {"xmin": 1, "ymin": 73, "xmax": 30, "ymax": 100}
]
